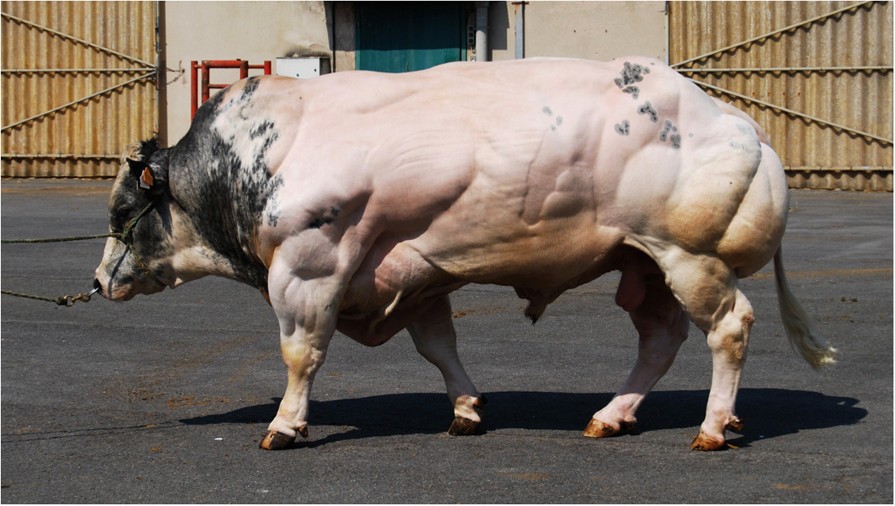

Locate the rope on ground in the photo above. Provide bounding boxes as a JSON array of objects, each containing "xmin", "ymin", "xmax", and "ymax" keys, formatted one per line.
[
  {"xmin": 3, "ymin": 233, "xmax": 109, "ymax": 306},
  {"xmin": 2, "ymin": 233, "xmax": 112, "ymax": 244},
  {"xmin": 1, "ymin": 289, "xmax": 98, "ymax": 307}
]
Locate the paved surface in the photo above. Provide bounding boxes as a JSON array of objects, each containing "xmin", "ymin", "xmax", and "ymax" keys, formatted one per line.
[{"xmin": 1, "ymin": 179, "xmax": 892, "ymax": 503}]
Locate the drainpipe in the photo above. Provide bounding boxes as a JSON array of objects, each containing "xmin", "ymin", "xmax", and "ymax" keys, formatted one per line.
[
  {"xmin": 475, "ymin": 2, "xmax": 489, "ymax": 61},
  {"xmin": 513, "ymin": 1, "xmax": 525, "ymax": 59},
  {"xmin": 663, "ymin": 1, "xmax": 670, "ymax": 65},
  {"xmin": 155, "ymin": 1, "xmax": 168, "ymax": 146}
]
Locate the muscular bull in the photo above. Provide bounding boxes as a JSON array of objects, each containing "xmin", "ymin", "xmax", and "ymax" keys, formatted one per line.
[{"xmin": 94, "ymin": 57, "xmax": 836, "ymax": 451}]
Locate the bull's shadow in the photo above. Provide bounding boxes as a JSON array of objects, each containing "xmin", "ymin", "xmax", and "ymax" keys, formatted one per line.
[{"xmin": 180, "ymin": 388, "xmax": 865, "ymax": 449}]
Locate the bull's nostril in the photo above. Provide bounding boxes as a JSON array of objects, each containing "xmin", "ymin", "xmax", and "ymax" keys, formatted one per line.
[{"xmin": 93, "ymin": 278, "xmax": 103, "ymax": 294}]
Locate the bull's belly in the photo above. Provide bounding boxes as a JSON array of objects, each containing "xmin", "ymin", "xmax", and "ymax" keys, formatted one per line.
[
  {"xmin": 335, "ymin": 221, "xmax": 626, "ymax": 346},
  {"xmin": 412, "ymin": 217, "xmax": 626, "ymax": 287}
]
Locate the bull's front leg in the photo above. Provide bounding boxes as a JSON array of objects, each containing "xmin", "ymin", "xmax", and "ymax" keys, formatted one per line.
[
  {"xmin": 260, "ymin": 264, "xmax": 340, "ymax": 450},
  {"xmin": 407, "ymin": 295, "xmax": 485, "ymax": 435}
]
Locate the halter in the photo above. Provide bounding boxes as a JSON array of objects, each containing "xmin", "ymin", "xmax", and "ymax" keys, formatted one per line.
[{"xmin": 108, "ymin": 198, "xmax": 168, "ymax": 288}]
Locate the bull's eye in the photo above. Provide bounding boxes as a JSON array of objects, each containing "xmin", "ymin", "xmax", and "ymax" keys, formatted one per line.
[{"xmin": 109, "ymin": 206, "xmax": 132, "ymax": 236}]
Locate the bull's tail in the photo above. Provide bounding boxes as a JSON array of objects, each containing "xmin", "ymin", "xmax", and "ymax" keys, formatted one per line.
[{"xmin": 773, "ymin": 248, "xmax": 837, "ymax": 369}]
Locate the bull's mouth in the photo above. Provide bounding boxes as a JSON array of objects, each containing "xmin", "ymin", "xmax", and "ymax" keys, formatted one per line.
[{"xmin": 93, "ymin": 274, "xmax": 166, "ymax": 301}]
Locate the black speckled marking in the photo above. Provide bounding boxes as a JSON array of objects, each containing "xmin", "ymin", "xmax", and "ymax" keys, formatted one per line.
[
  {"xmin": 264, "ymin": 174, "xmax": 284, "ymax": 227},
  {"xmin": 637, "ymin": 102, "xmax": 658, "ymax": 123},
  {"xmin": 659, "ymin": 120, "xmax": 682, "ymax": 150},
  {"xmin": 308, "ymin": 207, "xmax": 340, "ymax": 229},
  {"xmin": 670, "ymin": 134, "xmax": 682, "ymax": 150},
  {"xmin": 622, "ymin": 86, "xmax": 640, "ymax": 100},
  {"xmin": 250, "ymin": 120, "xmax": 274, "ymax": 140},
  {"xmin": 659, "ymin": 120, "xmax": 673, "ymax": 141},
  {"xmin": 614, "ymin": 61, "xmax": 650, "ymax": 89},
  {"xmin": 614, "ymin": 120, "xmax": 630, "ymax": 136}
]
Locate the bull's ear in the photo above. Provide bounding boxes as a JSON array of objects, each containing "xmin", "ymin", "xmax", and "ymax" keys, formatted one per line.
[
  {"xmin": 139, "ymin": 167, "xmax": 155, "ymax": 190},
  {"xmin": 127, "ymin": 158, "xmax": 155, "ymax": 190},
  {"xmin": 127, "ymin": 158, "xmax": 152, "ymax": 190},
  {"xmin": 127, "ymin": 157, "xmax": 167, "ymax": 194}
]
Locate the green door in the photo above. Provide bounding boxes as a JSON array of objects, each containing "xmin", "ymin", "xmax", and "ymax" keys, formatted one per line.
[{"xmin": 356, "ymin": 2, "xmax": 466, "ymax": 73}]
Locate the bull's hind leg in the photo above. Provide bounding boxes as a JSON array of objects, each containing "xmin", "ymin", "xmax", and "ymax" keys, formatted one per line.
[
  {"xmin": 408, "ymin": 295, "xmax": 485, "ymax": 435},
  {"xmin": 585, "ymin": 263, "xmax": 689, "ymax": 438},
  {"xmin": 660, "ymin": 250, "xmax": 754, "ymax": 451}
]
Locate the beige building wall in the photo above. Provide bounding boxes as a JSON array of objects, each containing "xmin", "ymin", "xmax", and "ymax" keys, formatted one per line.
[
  {"xmin": 491, "ymin": 1, "xmax": 667, "ymax": 62},
  {"xmin": 163, "ymin": 1, "xmax": 330, "ymax": 143},
  {"xmin": 164, "ymin": 1, "xmax": 666, "ymax": 143}
]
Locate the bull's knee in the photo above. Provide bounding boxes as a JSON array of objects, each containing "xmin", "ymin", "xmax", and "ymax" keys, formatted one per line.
[{"xmin": 706, "ymin": 295, "xmax": 754, "ymax": 364}]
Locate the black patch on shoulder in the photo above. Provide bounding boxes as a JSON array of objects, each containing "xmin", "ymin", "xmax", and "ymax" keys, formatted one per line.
[
  {"xmin": 191, "ymin": 86, "xmax": 226, "ymax": 126},
  {"xmin": 242, "ymin": 76, "xmax": 262, "ymax": 99},
  {"xmin": 168, "ymin": 77, "xmax": 282, "ymax": 290}
]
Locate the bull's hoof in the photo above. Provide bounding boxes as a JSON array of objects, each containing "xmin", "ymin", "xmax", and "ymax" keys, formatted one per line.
[
  {"xmin": 726, "ymin": 417, "xmax": 744, "ymax": 433},
  {"xmin": 690, "ymin": 431, "xmax": 727, "ymax": 451},
  {"xmin": 259, "ymin": 431, "xmax": 296, "ymax": 450},
  {"xmin": 448, "ymin": 395, "xmax": 487, "ymax": 436},
  {"xmin": 691, "ymin": 418, "xmax": 744, "ymax": 451},
  {"xmin": 448, "ymin": 416, "xmax": 482, "ymax": 436},
  {"xmin": 583, "ymin": 418, "xmax": 638, "ymax": 438}
]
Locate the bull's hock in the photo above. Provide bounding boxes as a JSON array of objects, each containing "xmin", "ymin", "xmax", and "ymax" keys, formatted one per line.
[{"xmin": 92, "ymin": 57, "xmax": 834, "ymax": 451}]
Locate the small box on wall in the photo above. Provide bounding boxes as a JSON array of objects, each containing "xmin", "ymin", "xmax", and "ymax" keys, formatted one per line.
[{"xmin": 275, "ymin": 57, "xmax": 332, "ymax": 79}]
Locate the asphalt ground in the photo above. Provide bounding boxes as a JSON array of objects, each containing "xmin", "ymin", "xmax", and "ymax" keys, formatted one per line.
[{"xmin": 1, "ymin": 179, "xmax": 892, "ymax": 503}]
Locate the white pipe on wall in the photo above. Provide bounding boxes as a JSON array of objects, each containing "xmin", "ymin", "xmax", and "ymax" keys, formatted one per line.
[{"xmin": 475, "ymin": 2, "xmax": 489, "ymax": 61}]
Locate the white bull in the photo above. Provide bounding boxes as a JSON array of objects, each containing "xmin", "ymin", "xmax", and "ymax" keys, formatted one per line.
[{"xmin": 94, "ymin": 57, "xmax": 835, "ymax": 451}]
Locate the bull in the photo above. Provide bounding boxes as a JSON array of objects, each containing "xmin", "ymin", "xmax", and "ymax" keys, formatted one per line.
[{"xmin": 94, "ymin": 57, "xmax": 836, "ymax": 451}]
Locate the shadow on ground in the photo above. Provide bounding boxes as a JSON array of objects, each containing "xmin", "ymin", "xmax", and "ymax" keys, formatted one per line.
[{"xmin": 180, "ymin": 388, "xmax": 866, "ymax": 449}]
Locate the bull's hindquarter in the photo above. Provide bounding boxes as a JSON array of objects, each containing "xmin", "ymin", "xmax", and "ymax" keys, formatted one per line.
[{"xmin": 97, "ymin": 57, "xmax": 834, "ymax": 452}]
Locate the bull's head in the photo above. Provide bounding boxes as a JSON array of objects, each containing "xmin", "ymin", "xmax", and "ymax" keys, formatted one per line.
[{"xmin": 94, "ymin": 139, "xmax": 175, "ymax": 301}]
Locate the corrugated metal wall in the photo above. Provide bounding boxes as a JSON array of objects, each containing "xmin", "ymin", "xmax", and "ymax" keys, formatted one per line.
[
  {"xmin": 1, "ymin": 1, "xmax": 157, "ymax": 177},
  {"xmin": 670, "ymin": 1, "xmax": 893, "ymax": 191}
]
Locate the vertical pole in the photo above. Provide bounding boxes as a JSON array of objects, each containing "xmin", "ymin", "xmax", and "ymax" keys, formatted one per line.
[
  {"xmin": 239, "ymin": 60, "xmax": 249, "ymax": 80},
  {"xmin": 155, "ymin": 1, "xmax": 168, "ymax": 145},
  {"xmin": 664, "ymin": 1, "xmax": 670, "ymax": 65},
  {"xmin": 201, "ymin": 62, "xmax": 210, "ymax": 103},
  {"xmin": 264, "ymin": 60, "xmax": 272, "ymax": 75},
  {"xmin": 190, "ymin": 61, "xmax": 198, "ymax": 120},
  {"xmin": 513, "ymin": 1, "xmax": 525, "ymax": 59},
  {"xmin": 475, "ymin": 2, "xmax": 489, "ymax": 62}
]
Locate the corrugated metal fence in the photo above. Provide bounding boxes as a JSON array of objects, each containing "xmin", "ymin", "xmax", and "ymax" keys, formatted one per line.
[
  {"xmin": 2, "ymin": 1, "xmax": 892, "ymax": 189},
  {"xmin": 670, "ymin": 1, "xmax": 893, "ymax": 191},
  {"xmin": 1, "ymin": 1, "xmax": 157, "ymax": 177}
]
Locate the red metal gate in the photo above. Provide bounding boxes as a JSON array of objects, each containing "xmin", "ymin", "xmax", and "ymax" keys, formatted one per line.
[{"xmin": 190, "ymin": 59, "xmax": 271, "ymax": 119}]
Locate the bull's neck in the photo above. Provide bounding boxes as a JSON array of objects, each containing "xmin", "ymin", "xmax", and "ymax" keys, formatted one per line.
[{"xmin": 168, "ymin": 77, "xmax": 283, "ymax": 291}]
